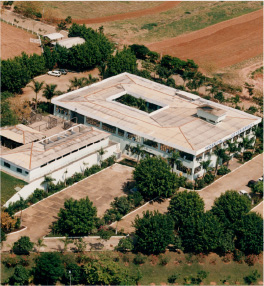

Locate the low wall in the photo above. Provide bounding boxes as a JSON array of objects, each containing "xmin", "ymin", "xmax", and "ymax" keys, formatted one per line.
[{"xmin": 4, "ymin": 142, "xmax": 119, "ymax": 207}]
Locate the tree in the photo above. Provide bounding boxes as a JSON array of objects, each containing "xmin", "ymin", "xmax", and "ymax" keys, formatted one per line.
[
  {"xmin": 214, "ymin": 91, "xmax": 225, "ymax": 103},
  {"xmin": 9, "ymin": 265, "xmax": 29, "ymax": 285},
  {"xmin": 97, "ymin": 147, "xmax": 107, "ymax": 166},
  {"xmin": 33, "ymin": 252, "xmax": 64, "ymax": 285},
  {"xmin": 1, "ymin": 211, "xmax": 17, "ymax": 232},
  {"xmin": 41, "ymin": 175, "xmax": 55, "ymax": 193},
  {"xmin": 13, "ymin": 236, "xmax": 34, "ymax": 255},
  {"xmin": 235, "ymin": 213, "xmax": 263, "ymax": 255},
  {"xmin": 180, "ymin": 212, "xmax": 223, "ymax": 253},
  {"xmin": 211, "ymin": 190, "xmax": 251, "ymax": 227},
  {"xmin": 1, "ymin": 100, "xmax": 18, "ymax": 127},
  {"xmin": 133, "ymin": 211, "xmax": 174, "ymax": 255},
  {"xmin": 168, "ymin": 190, "xmax": 204, "ymax": 230},
  {"xmin": 115, "ymin": 237, "xmax": 134, "ymax": 253},
  {"xmin": 252, "ymin": 181, "xmax": 263, "ymax": 195},
  {"xmin": 52, "ymin": 197, "xmax": 97, "ymax": 236},
  {"xmin": 133, "ymin": 156, "xmax": 178, "ymax": 200},
  {"xmin": 62, "ymin": 262, "xmax": 82, "ymax": 285},
  {"xmin": 105, "ymin": 47, "xmax": 137, "ymax": 78},
  {"xmin": 213, "ymin": 145, "xmax": 225, "ymax": 177},
  {"xmin": 131, "ymin": 144, "xmax": 144, "ymax": 163},
  {"xmin": 129, "ymin": 44, "xmax": 150, "ymax": 60},
  {"xmin": 244, "ymin": 270, "xmax": 261, "ymax": 285},
  {"xmin": 43, "ymin": 83, "xmax": 58, "ymax": 103},
  {"xmin": 201, "ymin": 160, "xmax": 211, "ymax": 178},
  {"xmin": 167, "ymin": 151, "xmax": 181, "ymax": 173},
  {"xmin": 83, "ymin": 256, "xmax": 135, "ymax": 285},
  {"xmin": 35, "ymin": 238, "xmax": 47, "ymax": 253},
  {"xmin": 27, "ymin": 79, "xmax": 45, "ymax": 110}
]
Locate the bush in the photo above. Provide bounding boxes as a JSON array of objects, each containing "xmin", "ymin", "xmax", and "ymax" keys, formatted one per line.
[
  {"xmin": 13, "ymin": 236, "xmax": 34, "ymax": 255},
  {"xmin": 243, "ymin": 151, "xmax": 253, "ymax": 161},
  {"xmin": 159, "ymin": 255, "xmax": 171, "ymax": 266},
  {"xmin": 217, "ymin": 165, "xmax": 231, "ymax": 175},
  {"xmin": 133, "ymin": 253, "xmax": 147, "ymax": 265},
  {"xmin": 115, "ymin": 237, "xmax": 134, "ymax": 253},
  {"xmin": 244, "ymin": 270, "xmax": 261, "ymax": 285},
  {"xmin": 222, "ymin": 252, "xmax": 233, "ymax": 263},
  {"xmin": 204, "ymin": 172, "xmax": 214, "ymax": 184},
  {"xmin": 3, "ymin": 255, "xmax": 20, "ymax": 268},
  {"xmin": 245, "ymin": 254, "xmax": 258, "ymax": 266},
  {"xmin": 141, "ymin": 23, "xmax": 158, "ymax": 30},
  {"xmin": 195, "ymin": 178, "xmax": 205, "ymax": 189},
  {"xmin": 184, "ymin": 181, "xmax": 194, "ymax": 189},
  {"xmin": 8, "ymin": 265, "xmax": 29, "ymax": 285},
  {"xmin": 233, "ymin": 249, "xmax": 244, "ymax": 263},
  {"xmin": 168, "ymin": 274, "xmax": 180, "ymax": 283}
]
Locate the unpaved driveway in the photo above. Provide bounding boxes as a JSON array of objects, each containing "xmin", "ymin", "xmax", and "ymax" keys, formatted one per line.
[{"xmin": 2, "ymin": 164, "xmax": 133, "ymax": 250}]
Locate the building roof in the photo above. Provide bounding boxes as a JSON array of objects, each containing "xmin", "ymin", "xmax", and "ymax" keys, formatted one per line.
[
  {"xmin": 0, "ymin": 124, "xmax": 45, "ymax": 144},
  {"xmin": 54, "ymin": 37, "xmax": 85, "ymax": 49},
  {"xmin": 52, "ymin": 73, "xmax": 261, "ymax": 155},
  {"xmin": 1, "ymin": 125, "xmax": 109, "ymax": 170},
  {"xmin": 197, "ymin": 105, "xmax": 227, "ymax": 117},
  {"xmin": 44, "ymin": 33, "xmax": 64, "ymax": 41}
]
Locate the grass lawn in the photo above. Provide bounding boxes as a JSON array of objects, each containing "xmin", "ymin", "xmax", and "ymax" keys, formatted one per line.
[
  {"xmin": 1, "ymin": 172, "xmax": 27, "ymax": 205},
  {"xmin": 2, "ymin": 252, "xmax": 262, "ymax": 285}
]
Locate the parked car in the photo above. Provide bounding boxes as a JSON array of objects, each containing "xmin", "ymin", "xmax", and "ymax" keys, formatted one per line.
[
  {"xmin": 57, "ymin": 69, "xmax": 68, "ymax": 75},
  {"xmin": 247, "ymin": 180, "xmax": 257, "ymax": 188},
  {"xmin": 239, "ymin": 190, "xmax": 251, "ymax": 199},
  {"xmin": 47, "ymin": 70, "xmax": 61, "ymax": 77}
]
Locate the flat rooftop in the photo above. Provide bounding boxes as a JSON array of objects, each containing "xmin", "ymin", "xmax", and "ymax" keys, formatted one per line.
[
  {"xmin": 0, "ymin": 124, "xmax": 45, "ymax": 144},
  {"xmin": 1, "ymin": 125, "xmax": 109, "ymax": 170},
  {"xmin": 52, "ymin": 73, "xmax": 260, "ymax": 155}
]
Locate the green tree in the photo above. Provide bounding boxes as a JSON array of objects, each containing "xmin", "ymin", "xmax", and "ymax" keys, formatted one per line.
[
  {"xmin": 13, "ymin": 236, "xmax": 34, "ymax": 255},
  {"xmin": 52, "ymin": 197, "xmax": 97, "ymax": 236},
  {"xmin": 115, "ymin": 237, "xmax": 134, "ymax": 253},
  {"xmin": 129, "ymin": 44, "xmax": 150, "ymax": 60},
  {"xmin": 201, "ymin": 160, "xmax": 211, "ymax": 178},
  {"xmin": 180, "ymin": 212, "xmax": 223, "ymax": 253},
  {"xmin": 133, "ymin": 156, "xmax": 178, "ymax": 200},
  {"xmin": 133, "ymin": 211, "xmax": 174, "ymax": 255},
  {"xmin": 1, "ymin": 100, "xmax": 18, "ymax": 127},
  {"xmin": 105, "ymin": 47, "xmax": 137, "ymax": 78},
  {"xmin": 213, "ymin": 145, "xmax": 226, "ymax": 177},
  {"xmin": 168, "ymin": 190, "xmax": 204, "ymax": 230},
  {"xmin": 41, "ymin": 175, "xmax": 55, "ymax": 193},
  {"xmin": 43, "ymin": 83, "xmax": 58, "ymax": 103},
  {"xmin": 33, "ymin": 252, "xmax": 64, "ymax": 285},
  {"xmin": 97, "ymin": 147, "xmax": 107, "ymax": 166},
  {"xmin": 252, "ymin": 181, "xmax": 263, "ymax": 195},
  {"xmin": 83, "ymin": 256, "xmax": 134, "ymax": 285},
  {"xmin": 211, "ymin": 190, "xmax": 251, "ymax": 227},
  {"xmin": 131, "ymin": 144, "xmax": 144, "ymax": 163},
  {"xmin": 27, "ymin": 79, "xmax": 45, "ymax": 110},
  {"xmin": 244, "ymin": 270, "xmax": 261, "ymax": 285},
  {"xmin": 62, "ymin": 262, "xmax": 82, "ymax": 285},
  {"xmin": 235, "ymin": 213, "xmax": 263, "ymax": 255},
  {"xmin": 167, "ymin": 151, "xmax": 181, "ymax": 173},
  {"xmin": 9, "ymin": 265, "xmax": 29, "ymax": 285}
]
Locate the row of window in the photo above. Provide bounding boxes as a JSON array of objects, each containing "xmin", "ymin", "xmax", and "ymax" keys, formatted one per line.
[{"xmin": 3, "ymin": 161, "xmax": 28, "ymax": 175}]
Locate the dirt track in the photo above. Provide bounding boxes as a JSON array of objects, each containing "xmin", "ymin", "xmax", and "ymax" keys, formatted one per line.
[
  {"xmin": 147, "ymin": 9, "xmax": 263, "ymax": 69},
  {"xmin": 70, "ymin": 1, "xmax": 180, "ymax": 24},
  {"xmin": 1, "ymin": 22, "xmax": 42, "ymax": 60}
]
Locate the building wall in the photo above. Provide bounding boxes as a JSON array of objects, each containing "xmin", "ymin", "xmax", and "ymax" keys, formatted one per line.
[
  {"xmin": 4, "ymin": 142, "xmax": 120, "ymax": 207},
  {"xmin": 1, "ymin": 160, "xmax": 30, "ymax": 181}
]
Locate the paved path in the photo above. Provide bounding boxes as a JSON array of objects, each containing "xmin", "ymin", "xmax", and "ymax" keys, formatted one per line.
[
  {"xmin": 199, "ymin": 154, "xmax": 263, "ymax": 210},
  {"xmin": 2, "ymin": 164, "xmax": 133, "ymax": 251}
]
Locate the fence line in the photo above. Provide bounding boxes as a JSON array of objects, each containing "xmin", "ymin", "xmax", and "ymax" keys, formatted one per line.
[{"xmin": 0, "ymin": 17, "xmax": 39, "ymax": 36}]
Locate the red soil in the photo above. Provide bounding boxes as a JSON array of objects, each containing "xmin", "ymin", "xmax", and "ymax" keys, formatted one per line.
[
  {"xmin": 1, "ymin": 22, "xmax": 42, "ymax": 60},
  {"xmin": 147, "ymin": 9, "xmax": 263, "ymax": 69},
  {"xmin": 70, "ymin": 1, "xmax": 180, "ymax": 24}
]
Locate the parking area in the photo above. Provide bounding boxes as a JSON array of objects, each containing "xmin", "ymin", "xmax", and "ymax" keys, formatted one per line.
[{"xmin": 2, "ymin": 164, "xmax": 133, "ymax": 250}]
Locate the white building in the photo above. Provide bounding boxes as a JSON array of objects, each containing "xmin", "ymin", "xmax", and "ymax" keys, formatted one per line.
[
  {"xmin": 51, "ymin": 72, "xmax": 261, "ymax": 180},
  {"xmin": 53, "ymin": 37, "xmax": 85, "ymax": 49},
  {"xmin": 1, "ymin": 124, "xmax": 120, "ymax": 183}
]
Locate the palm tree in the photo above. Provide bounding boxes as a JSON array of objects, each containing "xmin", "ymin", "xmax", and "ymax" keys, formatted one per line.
[
  {"xmin": 167, "ymin": 151, "xmax": 181, "ymax": 173},
  {"xmin": 35, "ymin": 238, "xmax": 47, "ymax": 253},
  {"xmin": 131, "ymin": 144, "xmax": 144, "ymax": 164},
  {"xmin": 97, "ymin": 147, "xmax": 107, "ymax": 166},
  {"xmin": 201, "ymin": 159, "xmax": 211, "ymax": 178},
  {"xmin": 180, "ymin": 70, "xmax": 190, "ymax": 87},
  {"xmin": 63, "ymin": 169, "xmax": 68, "ymax": 186},
  {"xmin": 239, "ymin": 136, "xmax": 255, "ymax": 162},
  {"xmin": 82, "ymin": 161, "xmax": 89, "ymax": 176},
  {"xmin": 213, "ymin": 146, "xmax": 225, "ymax": 177},
  {"xmin": 43, "ymin": 84, "xmax": 58, "ymax": 113},
  {"xmin": 41, "ymin": 175, "xmax": 55, "ymax": 193},
  {"xmin": 60, "ymin": 235, "xmax": 73, "ymax": 253},
  {"xmin": 27, "ymin": 79, "xmax": 45, "ymax": 110}
]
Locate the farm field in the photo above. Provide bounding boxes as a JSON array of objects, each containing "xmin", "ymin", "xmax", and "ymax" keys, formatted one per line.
[{"xmin": 1, "ymin": 21, "xmax": 42, "ymax": 60}]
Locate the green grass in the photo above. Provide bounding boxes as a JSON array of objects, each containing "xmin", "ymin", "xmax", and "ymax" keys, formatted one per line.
[
  {"xmin": 1, "ymin": 172, "xmax": 27, "ymax": 205},
  {"xmin": 1, "ymin": 252, "xmax": 262, "ymax": 285}
]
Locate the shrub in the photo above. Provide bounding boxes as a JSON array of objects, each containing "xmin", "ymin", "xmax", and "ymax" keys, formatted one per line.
[
  {"xmin": 222, "ymin": 252, "xmax": 233, "ymax": 263},
  {"xmin": 141, "ymin": 23, "xmax": 158, "ymax": 30},
  {"xmin": 122, "ymin": 254, "xmax": 130, "ymax": 263},
  {"xmin": 8, "ymin": 265, "xmax": 29, "ymax": 285},
  {"xmin": 168, "ymin": 274, "xmax": 180, "ymax": 283},
  {"xmin": 98, "ymin": 228, "xmax": 112, "ymax": 241},
  {"xmin": 204, "ymin": 172, "xmax": 214, "ymax": 184},
  {"xmin": 115, "ymin": 237, "xmax": 134, "ymax": 253},
  {"xmin": 65, "ymin": 177, "xmax": 75, "ymax": 186},
  {"xmin": 217, "ymin": 165, "xmax": 231, "ymax": 175},
  {"xmin": 233, "ymin": 249, "xmax": 244, "ymax": 263},
  {"xmin": 184, "ymin": 181, "xmax": 194, "ymax": 189},
  {"xmin": 244, "ymin": 270, "xmax": 261, "ymax": 285},
  {"xmin": 128, "ymin": 191, "xmax": 144, "ymax": 207},
  {"xmin": 159, "ymin": 255, "xmax": 171, "ymax": 266},
  {"xmin": 3, "ymin": 255, "xmax": 20, "ymax": 268},
  {"xmin": 243, "ymin": 151, "xmax": 253, "ymax": 161},
  {"xmin": 13, "ymin": 236, "xmax": 34, "ymax": 255},
  {"xmin": 245, "ymin": 254, "xmax": 258, "ymax": 266},
  {"xmin": 195, "ymin": 178, "xmax": 205, "ymax": 189},
  {"xmin": 133, "ymin": 253, "xmax": 147, "ymax": 265}
]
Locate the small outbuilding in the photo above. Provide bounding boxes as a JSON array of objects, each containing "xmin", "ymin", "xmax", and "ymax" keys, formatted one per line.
[
  {"xmin": 54, "ymin": 37, "xmax": 85, "ymax": 49},
  {"xmin": 43, "ymin": 33, "xmax": 64, "ymax": 42}
]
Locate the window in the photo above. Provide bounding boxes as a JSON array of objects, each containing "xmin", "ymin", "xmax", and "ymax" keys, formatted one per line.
[
  {"xmin": 143, "ymin": 138, "xmax": 158, "ymax": 149},
  {"xmin": 25, "ymin": 171, "xmax": 29, "ymax": 175},
  {"xmin": 4, "ymin": 162, "xmax": 10, "ymax": 168},
  {"xmin": 40, "ymin": 163, "xmax": 47, "ymax": 168},
  {"xmin": 17, "ymin": 168, "xmax": 22, "ymax": 173},
  {"xmin": 48, "ymin": 159, "xmax": 55, "ymax": 164},
  {"xmin": 79, "ymin": 146, "xmax": 86, "ymax": 150},
  {"xmin": 179, "ymin": 151, "xmax": 193, "ymax": 161},
  {"xmin": 127, "ymin": 132, "xmax": 140, "ymax": 142},
  {"xmin": 63, "ymin": 153, "xmax": 70, "ymax": 157},
  {"xmin": 102, "ymin": 123, "xmax": 116, "ymax": 134},
  {"xmin": 118, "ymin": 128, "xmax": 125, "ymax": 137},
  {"xmin": 160, "ymin": 144, "xmax": 174, "ymax": 153},
  {"xmin": 86, "ymin": 116, "xmax": 100, "ymax": 127}
]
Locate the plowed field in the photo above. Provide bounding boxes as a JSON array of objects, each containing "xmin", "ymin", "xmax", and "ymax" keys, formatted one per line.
[
  {"xmin": 1, "ymin": 22, "xmax": 42, "ymax": 60},
  {"xmin": 147, "ymin": 9, "xmax": 263, "ymax": 69}
]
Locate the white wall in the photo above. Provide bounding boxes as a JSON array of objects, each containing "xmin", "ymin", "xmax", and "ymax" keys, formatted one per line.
[{"xmin": 4, "ymin": 142, "xmax": 120, "ymax": 207}]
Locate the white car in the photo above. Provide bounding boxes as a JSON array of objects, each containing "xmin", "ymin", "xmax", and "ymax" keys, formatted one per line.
[
  {"xmin": 239, "ymin": 190, "xmax": 251, "ymax": 199},
  {"xmin": 47, "ymin": 70, "xmax": 61, "ymax": 77}
]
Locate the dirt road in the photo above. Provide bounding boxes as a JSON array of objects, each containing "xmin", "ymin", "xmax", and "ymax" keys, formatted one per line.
[
  {"xmin": 147, "ymin": 9, "xmax": 263, "ymax": 69},
  {"xmin": 70, "ymin": 2, "xmax": 180, "ymax": 24}
]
